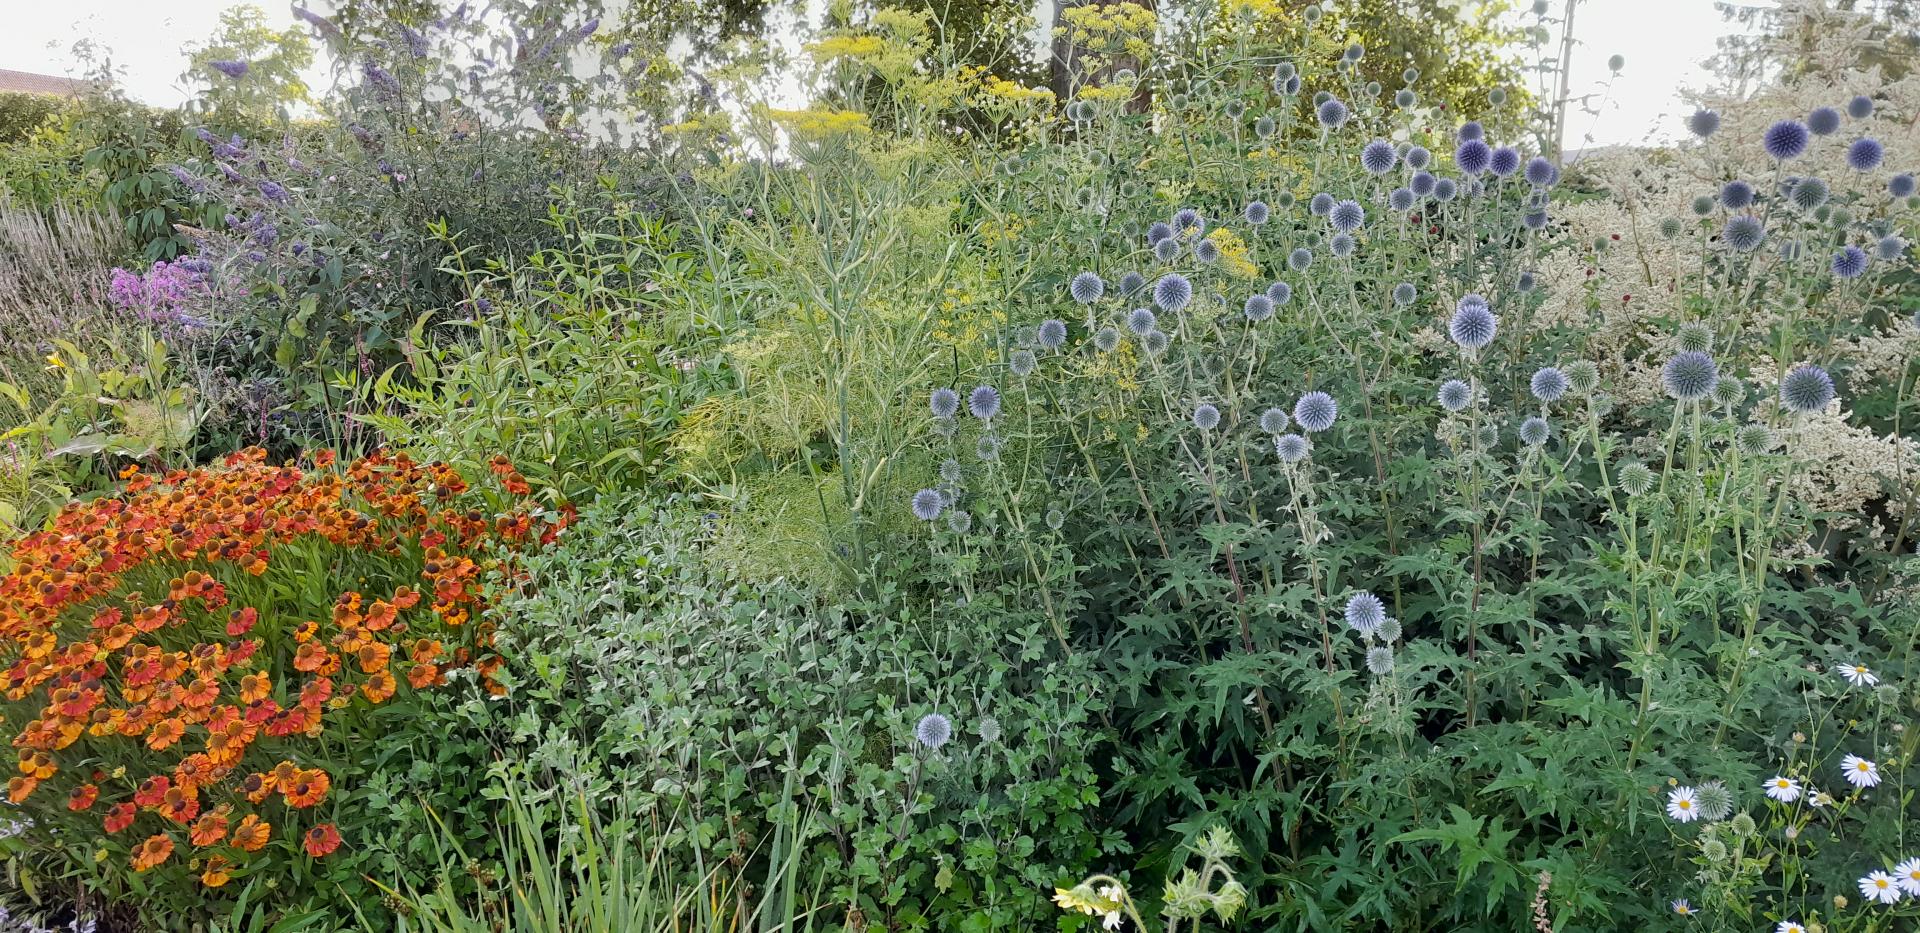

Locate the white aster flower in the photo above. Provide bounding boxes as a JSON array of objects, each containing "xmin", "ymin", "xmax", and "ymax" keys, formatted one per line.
[
  {"xmin": 1842, "ymin": 754, "xmax": 1881, "ymax": 789},
  {"xmin": 1775, "ymin": 921, "xmax": 1806, "ymax": 933},
  {"xmin": 1895, "ymin": 857, "xmax": 1920, "ymax": 896},
  {"xmin": 1835, "ymin": 662, "xmax": 1878, "ymax": 687},
  {"xmin": 1667, "ymin": 786, "xmax": 1701, "ymax": 823},
  {"xmin": 1859, "ymin": 870, "xmax": 1902, "ymax": 905},
  {"xmin": 1810, "ymin": 791, "xmax": 1836, "ymax": 809},
  {"xmin": 1670, "ymin": 898, "xmax": 1695, "ymax": 916},
  {"xmin": 1763, "ymin": 775, "xmax": 1802, "ymax": 803}
]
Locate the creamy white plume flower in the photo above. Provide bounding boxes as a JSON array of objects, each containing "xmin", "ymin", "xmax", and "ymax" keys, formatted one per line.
[
  {"xmin": 1842, "ymin": 754, "xmax": 1881, "ymax": 788},
  {"xmin": 1859, "ymin": 870, "xmax": 1902, "ymax": 905},
  {"xmin": 1835, "ymin": 662, "xmax": 1879, "ymax": 686},
  {"xmin": 1763, "ymin": 775, "xmax": 1802, "ymax": 803},
  {"xmin": 1666, "ymin": 786, "xmax": 1701, "ymax": 822}
]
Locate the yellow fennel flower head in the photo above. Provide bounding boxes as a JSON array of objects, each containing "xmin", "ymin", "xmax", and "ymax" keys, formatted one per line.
[
  {"xmin": 805, "ymin": 34, "xmax": 886, "ymax": 63},
  {"xmin": 1206, "ymin": 227, "xmax": 1260, "ymax": 279},
  {"xmin": 765, "ymin": 107, "xmax": 872, "ymax": 140}
]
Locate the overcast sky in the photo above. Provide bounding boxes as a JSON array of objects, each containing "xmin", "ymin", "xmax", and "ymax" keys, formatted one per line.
[{"xmin": 1, "ymin": 0, "xmax": 1767, "ymax": 147}]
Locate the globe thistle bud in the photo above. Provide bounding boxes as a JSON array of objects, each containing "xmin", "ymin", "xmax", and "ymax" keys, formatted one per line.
[
  {"xmin": 1395, "ymin": 89, "xmax": 1417, "ymax": 109},
  {"xmin": 1789, "ymin": 177, "xmax": 1829, "ymax": 211},
  {"xmin": 1701, "ymin": 839, "xmax": 1729, "ymax": 863},
  {"xmin": 1378, "ymin": 616, "xmax": 1402, "ymax": 642},
  {"xmin": 1344, "ymin": 42, "xmax": 1365, "ymax": 62},
  {"xmin": 1288, "ymin": 248, "xmax": 1314, "ymax": 271},
  {"xmin": 1564, "ymin": 360, "xmax": 1599, "ymax": 395},
  {"xmin": 1692, "ymin": 195, "xmax": 1716, "ymax": 216},
  {"xmin": 1729, "ymin": 813, "xmax": 1756, "ymax": 837},
  {"xmin": 1807, "ymin": 106, "xmax": 1841, "ymax": 136},
  {"xmin": 1676, "ymin": 322, "xmax": 1714, "ymax": 353},
  {"xmin": 1662, "ymin": 351, "xmax": 1719, "ymax": 401},
  {"xmin": 1476, "ymin": 423, "xmax": 1500, "ymax": 447},
  {"xmin": 1274, "ymin": 62, "xmax": 1296, "ymax": 81},
  {"xmin": 1618, "ymin": 461, "xmax": 1656, "ymax": 496},
  {"xmin": 1330, "ymin": 233, "xmax": 1356, "ymax": 257},
  {"xmin": 1891, "ymin": 174, "xmax": 1916, "ymax": 198},
  {"xmin": 1779, "ymin": 364, "xmax": 1835, "ymax": 414},
  {"xmin": 1069, "ymin": 271, "xmax": 1105, "ymax": 304},
  {"xmin": 1268, "ymin": 280, "xmax": 1293, "ymax": 305},
  {"xmin": 1518, "ymin": 271, "xmax": 1538, "ymax": 292},
  {"xmin": 1530, "ymin": 366, "xmax": 1570, "ymax": 402},
  {"xmin": 1194, "ymin": 238, "xmax": 1221, "ymax": 264},
  {"xmin": 1154, "ymin": 237, "xmax": 1181, "ymax": 262},
  {"xmin": 1273, "ymin": 432, "xmax": 1311, "ymax": 462},
  {"xmin": 1457, "ymin": 120, "xmax": 1485, "ymax": 141},
  {"xmin": 1143, "ymin": 329, "xmax": 1170, "ymax": 354},
  {"xmin": 1254, "ymin": 116, "xmax": 1277, "ymax": 138},
  {"xmin": 1364, "ymin": 646, "xmax": 1395, "ymax": 675},
  {"xmin": 1437, "ymin": 378, "xmax": 1473, "ymax": 412},
  {"xmin": 1310, "ymin": 192, "xmax": 1336, "ymax": 216},
  {"xmin": 1659, "ymin": 217, "xmax": 1684, "ymax": 238},
  {"xmin": 1489, "ymin": 87, "xmax": 1508, "ymax": 106},
  {"xmin": 1393, "ymin": 282, "xmax": 1418, "ymax": 306},
  {"xmin": 1875, "ymin": 235, "xmax": 1904, "ymax": 261},
  {"xmin": 915, "ymin": 713, "xmax": 953, "ymax": 749},
  {"xmin": 1244, "ymin": 294, "xmax": 1275, "ymax": 321},
  {"xmin": 1735, "ymin": 423, "xmax": 1776, "ymax": 454},
  {"xmin": 930, "ymin": 387, "xmax": 960, "ymax": 419},
  {"xmin": 1259, "ymin": 407, "xmax": 1289, "ymax": 434},
  {"xmin": 1173, "ymin": 208, "xmax": 1202, "ymax": 237},
  {"xmin": 1406, "ymin": 146, "xmax": 1432, "ymax": 170},
  {"xmin": 1848, "ymin": 137, "xmax": 1884, "ymax": 171},
  {"xmin": 1294, "ymin": 391, "xmax": 1338, "ymax": 432},
  {"xmin": 1719, "ymin": 180, "xmax": 1754, "ymax": 209},
  {"xmin": 1119, "ymin": 271, "xmax": 1145, "ymax": 295},
  {"xmin": 1525, "ymin": 156, "xmax": 1559, "ymax": 187},
  {"xmin": 1710, "ymin": 376, "xmax": 1746, "ymax": 409},
  {"xmin": 1147, "ymin": 221, "xmax": 1173, "ymax": 244},
  {"xmin": 1389, "ymin": 187, "xmax": 1416, "ymax": 212},
  {"xmin": 1154, "ymin": 273, "xmax": 1193, "ymax": 311},
  {"xmin": 1010, "ymin": 349, "xmax": 1036, "ymax": 377},
  {"xmin": 975, "ymin": 433, "xmax": 1002, "ymax": 460},
  {"xmin": 1607, "ymin": 53, "xmax": 1625, "ymax": 72},
  {"xmin": 1126, "ymin": 307, "xmax": 1157, "ymax": 335},
  {"xmin": 1522, "ymin": 209, "xmax": 1549, "ymax": 231},
  {"xmin": 1696, "ymin": 781, "xmax": 1734, "ymax": 821},
  {"xmin": 1519, "ymin": 416, "xmax": 1550, "ymax": 446},
  {"xmin": 1093, "ymin": 326, "xmax": 1121, "ymax": 352}
]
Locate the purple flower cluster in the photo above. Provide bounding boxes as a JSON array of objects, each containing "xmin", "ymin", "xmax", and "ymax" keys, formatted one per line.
[{"xmin": 108, "ymin": 261, "xmax": 210, "ymax": 331}]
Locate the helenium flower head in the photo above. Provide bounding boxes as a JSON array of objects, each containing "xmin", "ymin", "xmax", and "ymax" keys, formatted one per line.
[
  {"xmin": 1267, "ymin": 280, "xmax": 1293, "ymax": 305},
  {"xmin": 1848, "ymin": 94, "xmax": 1874, "ymax": 119},
  {"xmin": 968, "ymin": 385, "xmax": 1002, "ymax": 419},
  {"xmin": 1455, "ymin": 139, "xmax": 1492, "ymax": 175},
  {"xmin": 1393, "ymin": 282, "xmax": 1417, "ymax": 306},
  {"xmin": 1437, "ymin": 378, "xmax": 1473, "ymax": 412},
  {"xmin": 1361, "ymin": 139, "xmax": 1398, "ymax": 174},
  {"xmin": 1317, "ymin": 97, "xmax": 1349, "ymax": 127},
  {"xmin": 1763, "ymin": 120, "xmax": 1810, "ymax": 160},
  {"xmin": 1288, "ymin": 248, "xmax": 1313, "ymax": 271},
  {"xmin": 1448, "ymin": 295, "xmax": 1498, "ymax": 350},
  {"xmin": 1489, "ymin": 147, "xmax": 1521, "ymax": 177},
  {"xmin": 1309, "ymin": 192, "xmax": 1336, "ymax": 216},
  {"xmin": 1807, "ymin": 106, "xmax": 1841, "ymax": 136},
  {"xmin": 1662, "ymin": 351, "xmax": 1719, "ymax": 401},
  {"xmin": 1153, "ymin": 273, "xmax": 1193, "ymax": 311},
  {"xmin": 1525, "ymin": 156, "xmax": 1558, "ymax": 187},
  {"xmin": 1723, "ymin": 216, "xmax": 1766, "ymax": 252},
  {"xmin": 1244, "ymin": 200, "xmax": 1270, "ymax": 225},
  {"xmin": 915, "ymin": 713, "xmax": 952, "ymax": 749},
  {"xmin": 1847, "ymin": 137, "xmax": 1884, "ymax": 171},
  {"xmin": 1126, "ymin": 307, "xmax": 1157, "ymax": 335},
  {"xmin": 1344, "ymin": 592, "xmax": 1386, "ymax": 634},
  {"xmin": 1294, "ymin": 391, "xmax": 1338, "ymax": 432},
  {"xmin": 1244, "ymin": 294, "xmax": 1275, "ymax": 321},
  {"xmin": 1832, "ymin": 244, "xmax": 1869, "ymax": 279},
  {"xmin": 911, "ymin": 489, "xmax": 945, "ymax": 521},
  {"xmin": 1406, "ymin": 145, "xmax": 1432, "ymax": 169},
  {"xmin": 1330, "ymin": 200, "xmax": 1365, "ymax": 232},
  {"xmin": 1530, "ymin": 366, "xmax": 1570, "ymax": 403},
  {"xmin": 1779, "ymin": 364, "xmax": 1835, "ymax": 414},
  {"xmin": 1069, "ymin": 271, "xmax": 1105, "ymax": 304},
  {"xmin": 1518, "ymin": 416, "xmax": 1550, "ymax": 446},
  {"xmin": 930, "ymin": 387, "xmax": 960, "ymax": 419},
  {"xmin": 1720, "ymin": 180, "xmax": 1754, "ymax": 209},
  {"xmin": 1686, "ymin": 109, "xmax": 1720, "ymax": 137},
  {"xmin": 1273, "ymin": 433, "xmax": 1311, "ymax": 462},
  {"xmin": 1192, "ymin": 403, "xmax": 1221, "ymax": 430},
  {"xmin": 1259, "ymin": 406, "xmax": 1289, "ymax": 433}
]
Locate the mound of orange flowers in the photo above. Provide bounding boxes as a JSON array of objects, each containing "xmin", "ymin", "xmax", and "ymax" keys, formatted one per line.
[{"xmin": 1, "ymin": 448, "xmax": 565, "ymax": 884}]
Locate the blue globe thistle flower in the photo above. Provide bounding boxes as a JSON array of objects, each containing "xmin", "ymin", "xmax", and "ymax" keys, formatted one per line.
[
  {"xmin": 1192, "ymin": 403, "xmax": 1221, "ymax": 430},
  {"xmin": 1789, "ymin": 177, "xmax": 1829, "ymax": 211},
  {"xmin": 1530, "ymin": 366, "xmax": 1569, "ymax": 402},
  {"xmin": 1344, "ymin": 592, "xmax": 1386, "ymax": 635},
  {"xmin": 1069, "ymin": 271, "xmax": 1105, "ymax": 304},
  {"xmin": 1037, "ymin": 319, "xmax": 1068, "ymax": 349},
  {"xmin": 1127, "ymin": 307, "xmax": 1157, "ymax": 335},
  {"xmin": 1259, "ymin": 407, "xmax": 1289, "ymax": 433},
  {"xmin": 1393, "ymin": 282, "xmax": 1417, "ymax": 305},
  {"xmin": 1244, "ymin": 294, "xmax": 1275, "ymax": 321},
  {"xmin": 911, "ymin": 489, "xmax": 946, "ymax": 521},
  {"xmin": 1267, "ymin": 280, "xmax": 1293, "ymax": 305},
  {"xmin": 1274, "ymin": 61, "xmax": 1296, "ymax": 81},
  {"xmin": 1330, "ymin": 233, "xmax": 1356, "ymax": 257},
  {"xmin": 1832, "ymin": 244, "xmax": 1869, "ymax": 279},
  {"xmin": 1448, "ymin": 295, "xmax": 1498, "ymax": 350},
  {"xmin": 1720, "ymin": 180, "xmax": 1754, "ymax": 209},
  {"xmin": 1283, "ymin": 74, "xmax": 1302, "ymax": 95},
  {"xmin": 1522, "ymin": 209, "xmax": 1549, "ymax": 231},
  {"xmin": 1294, "ymin": 391, "xmax": 1338, "ymax": 432},
  {"xmin": 968, "ymin": 385, "xmax": 1002, "ymax": 419},
  {"xmin": 1519, "ymin": 416, "xmax": 1550, "ymax": 446},
  {"xmin": 1330, "ymin": 199, "xmax": 1366, "ymax": 232},
  {"xmin": 1686, "ymin": 109, "xmax": 1720, "ymax": 137},
  {"xmin": 1525, "ymin": 156, "xmax": 1559, "ymax": 187},
  {"xmin": 1877, "ymin": 235, "xmax": 1906, "ymax": 261},
  {"xmin": 1891, "ymin": 174, "xmax": 1916, "ymax": 198},
  {"xmin": 1458, "ymin": 120, "xmax": 1485, "ymax": 141},
  {"xmin": 1255, "ymin": 115, "xmax": 1277, "ymax": 138},
  {"xmin": 211, "ymin": 59, "xmax": 251, "ymax": 79},
  {"xmin": 1153, "ymin": 273, "xmax": 1193, "ymax": 311},
  {"xmin": 1172, "ymin": 208, "xmax": 1202, "ymax": 236},
  {"xmin": 1779, "ymin": 364, "xmax": 1835, "ymax": 413},
  {"xmin": 1010, "ymin": 349, "xmax": 1036, "ymax": 377},
  {"xmin": 1437, "ymin": 378, "xmax": 1473, "ymax": 412},
  {"xmin": 1317, "ymin": 97, "xmax": 1349, "ymax": 127},
  {"xmin": 1388, "ymin": 187, "xmax": 1416, "ymax": 211},
  {"xmin": 1244, "ymin": 200, "xmax": 1270, "ymax": 225},
  {"xmin": 1807, "ymin": 107, "xmax": 1842, "ymax": 136},
  {"xmin": 1094, "ymin": 326, "xmax": 1121, "ymax": 351},
  {"xmin": 1518, "ymin": 271, "xmax": 1537, "ymax": 292},
  {"xmin": 1309, "ymin": 192, "xmax": 1336, "ymax": 216},
  {"xmin": 1119, "ymin": 270, "xmax": 1145, "ymax": 295},
  {"xmin": 1142, "ymin": 329, "xmax": 1170, "ymax": 354},
  {"xmin": 1455, "ymin": 139, "xmax": 1493, "ymax": 174},
  {"xmin": 1273, "ymin": 433, "xmax": 1311, "ymax": 462},
  {"xmin": 947, "ymin": 509, "xmax": 973, "ymax": 533},
  {"xmin": 1410, "ymin": 171, "xmax": 1438, "ymax": 197},
  {"xmin": 930, "ymin": 387, "xmax": 960, "ymax": 418},
  {"xmin": 1847, "ymin": 137, "xmax": 1884, "ymax": 171},
  {"xmin": 1395, "ymin": 88, "xmax": 1417, "ymax": 108},
  {"xmin": 1361, "ymin": 139, "xmax": 1398, "ymax": 174},
  {"xmin": 1489, "ymin": 147, "xmax": 1522, "ymax": 177},
  {"xmin": 1364, "ymin": 646, "xmax": 1394, "ymax": 674},
  {"xmin": 1723, "ymin": 215, "xmax": 1766, "ymax": 252},
  {"xmin": 915, "ymin": 713, "xmax": 952, "ymax": 749},
  {"xmin": 1405, "ymin": 145, "xmax": 1433, "ymax": 171},
  {"xmin": 1147, "ymin": 221, "xmax": 1173, "ymax": 244},
  {"xmin": 1194, "ymin": 238, "xmax": 1221, "ymax": 263},
  {"xmin": 1763, "ymin": 120, "xmax": 1810, "ymax": 160},
  {"xmin": 939, "ymin": 458, "xmax": 963, "ymax": 485},
  {"xmin": 1662, "ymin": 351, "xmax": 1719, "ymax": 401},
  {"xmin": 1848, "ymin": 94, "xmax": 1874, "ymax": 119},
  {"xmin": 1288, "ymin": 247, "xmax": 1313, "ymax": 271},
  {"xmin": 1434, "ymin": 177, "xmax": 1459, "ymax": 202},
  {"xmin": 1344, "ymin": 42, "xmax": 1365, "ymax": 61}
]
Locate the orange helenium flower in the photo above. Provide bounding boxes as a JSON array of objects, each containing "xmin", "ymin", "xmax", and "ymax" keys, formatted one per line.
[{"xmin": 131, "ymin": 833, "xmax": 174, "ymax": 871}]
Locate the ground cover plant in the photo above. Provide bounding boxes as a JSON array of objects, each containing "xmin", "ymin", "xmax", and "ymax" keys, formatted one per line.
[{"xmin": 1, "ymin": 0, "xmax": 1918, "ymax": 930}]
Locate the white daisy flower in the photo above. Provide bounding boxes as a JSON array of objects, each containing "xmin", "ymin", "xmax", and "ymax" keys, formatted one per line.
[
  {"xmin": 1895, "ymin": 857, "xmax": 1920, "ymax": 896},
  {"xmin": 1835, "ymin": 662, "xmax": 1879, "ymax": 687},
  {"xmin": 1842, "ymin": 754, "xmax": 1881, "ymax": 789},
  {"xmin": 1670, "ymin": 898, "xmax": 1695, "ymax": 916},
  {"xmin": 1859, "ymin": 870, "xmax": 1902, "ymax": 905},
  {"xmin": 1666, "ymin": 786, "xmax": 1701, "ymax": 823},
  {"xmin": 1810, "ymin": 791, "xmax": 1836, "ymax": 809},
  {"xmin": 1774, "ymin": 921, "xmax": 1806, "ymax": 933},
  {"xmin": 1763, "ymin": 775, "xmax": 1802, "ymax": 803}
]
